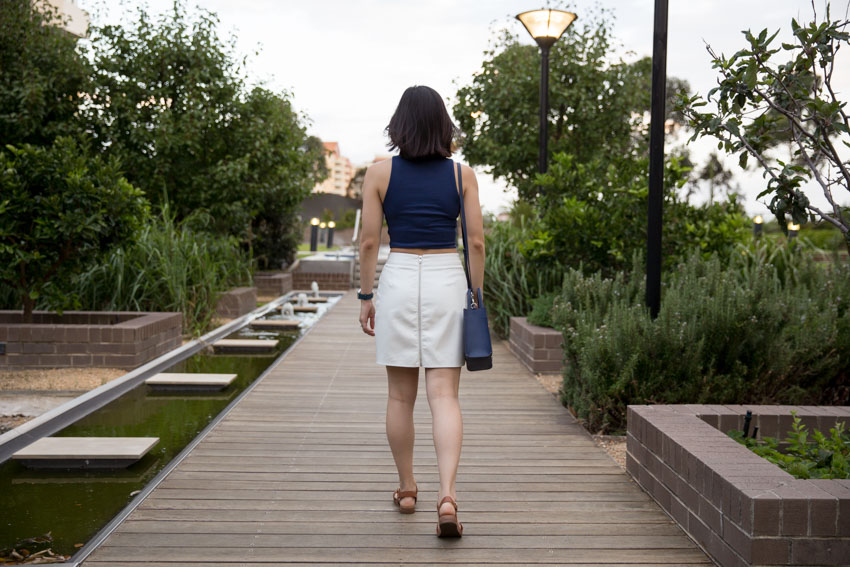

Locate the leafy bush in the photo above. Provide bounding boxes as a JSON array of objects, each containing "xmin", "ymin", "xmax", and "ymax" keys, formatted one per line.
[
  {"xmin": 526, "ymin": 152, "xmax": 750, "ymax": 277},
  {"xmin": 553, "ymin": 242, "xmax": 850, "ymax": 433},
  {"xmin": 75, "ymin": 209, "xmax": 252, "ymax": 335},
  {"xmin": 0, "ymin": 137, "xmax": 148, "ymax": 321},
  {"xmin": 729, "ymin": 412, "xmax": 849, "ymax": 479}
]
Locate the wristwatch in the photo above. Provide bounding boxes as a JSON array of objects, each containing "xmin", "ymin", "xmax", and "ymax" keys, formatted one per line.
[{"xmin": 357, "ymin": 289, "xmax": 374, "ymax": 300}]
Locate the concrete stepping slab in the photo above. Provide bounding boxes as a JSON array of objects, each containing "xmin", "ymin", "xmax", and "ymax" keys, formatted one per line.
[
  {"xmin": 145, "ymin": 373, "xmax": 238, "ymax": 391},
  {"xmin": 213, "ymin": 339, "xmax": 279, "ymax": 354},
  {"xmin": 12, "ymin": 437, "xmax": 159, "ymax": 469},
  {"xmin": 291, "ymin": 305, "xmax": 318, "ymax": 313},
  {"xmin": 250, "ymin": 319, "xmax": 301, "ymax": 330}
]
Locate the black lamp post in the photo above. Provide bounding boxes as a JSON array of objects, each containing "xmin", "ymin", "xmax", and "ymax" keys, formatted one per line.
[
  {"xmin": 309, "ymin": 217, "xmax": 320, "ymax": 252},
  {"xmin": 516, "ymin": 9, "xmax": 577, "ymax": 176},
  {"xmin": 327, "ymin": 221, "xmax": 336, "ymax": 249},
  {"xmin": 319, "ymin": 221, "xmax": 327, "ymax": 244},
  {"xmin": 646, "ymin": 0, "xmax": 669, "ymax": 319}
]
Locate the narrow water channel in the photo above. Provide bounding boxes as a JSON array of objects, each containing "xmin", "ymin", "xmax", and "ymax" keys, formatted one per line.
[{"xmin": 0, "ymin": 295, "xmax": 340, "ymax": 559}]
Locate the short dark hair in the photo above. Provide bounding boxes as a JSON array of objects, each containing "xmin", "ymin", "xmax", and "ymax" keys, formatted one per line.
[{"xmin": 385, "ymin": 86, "xmax": 460, "ymax": 160}]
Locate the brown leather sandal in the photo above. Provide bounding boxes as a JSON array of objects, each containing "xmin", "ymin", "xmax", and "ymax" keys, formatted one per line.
[
  {"xmin": 392, "ymin": 485, "xmax": 417, "ymax": 514},
  {"xmin": 436, "ymin": 496, "xmax": 463, "ymax": 537}
]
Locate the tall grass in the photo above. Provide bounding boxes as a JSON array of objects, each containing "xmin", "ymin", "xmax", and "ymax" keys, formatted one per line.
[
  {"xmin": 483, "ymin": 216, "xmax": 566, "ymax": 338},
  {"xmin": 76, "ymin": 211, "xmax": 252, "ymax": 335}
]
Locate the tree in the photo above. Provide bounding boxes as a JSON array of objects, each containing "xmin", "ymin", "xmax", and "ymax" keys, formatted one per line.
[
  {"xmin": 678, "ymin": 4, "xmax": 850, "ymax": 252},
  {"xmin": 453, "ymin": 5, "xmax": 690, "ymax": 202},
  {"xmin": 0, "ymin": 0, "xmax": 90, "ymax": 146},
  {"xmin": 696, "ymin": 152, "xmax": 739, "ymax": 204},
  {"xmin": 0, "ymin": 138, "xmax": 148, "ymax": 322},
  {"xmin": 84, "ymin": 1, "xmax": 324, "ymax": 263}
]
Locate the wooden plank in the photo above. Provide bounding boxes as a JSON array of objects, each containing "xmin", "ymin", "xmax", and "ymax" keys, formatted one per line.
[
  {"xmin": 85, "ymin": 546, "xmax": 712, "ymax": 564},
  {"xmin": 78, "ymin": 292, "xmax": 707, "ymax": 566}
]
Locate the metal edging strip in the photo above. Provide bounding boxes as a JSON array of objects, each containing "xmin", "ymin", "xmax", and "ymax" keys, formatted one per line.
[{"xmin": 59, "ymin": 290, "xmax": 346, "ymax": 566}]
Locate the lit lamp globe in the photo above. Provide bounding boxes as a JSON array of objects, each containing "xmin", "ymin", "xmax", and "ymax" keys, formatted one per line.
[
  {"xmin": 516, "ymin": 8, "xmax": 577, "ymax": 48},
  {"xmin": 753, "ymin": 215, "xmax": 763, "ymax": 237}
]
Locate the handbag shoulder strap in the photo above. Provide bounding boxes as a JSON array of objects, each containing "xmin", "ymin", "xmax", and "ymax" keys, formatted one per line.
[{"xmin": 454, "ymin": 161, "xmax": 473, "ymax": 291}]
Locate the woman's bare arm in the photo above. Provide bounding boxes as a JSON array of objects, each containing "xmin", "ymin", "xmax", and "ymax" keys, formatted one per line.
[{"xmin": 459, "ymin": 165, "xmax": 485, "ymax": 292}]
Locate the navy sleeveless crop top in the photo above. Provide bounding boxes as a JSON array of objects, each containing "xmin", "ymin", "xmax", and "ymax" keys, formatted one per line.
[{"xmin": 381, "ymin": 156, "xmax": 459, "ymax": 249}]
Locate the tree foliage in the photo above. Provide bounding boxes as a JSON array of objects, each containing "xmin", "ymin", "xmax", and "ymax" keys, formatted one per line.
[
  {"xmin": 0, "ymin": 138, "xmax": 148, "ymax": 321},
  {"xmin": 678, "ymin": 4, "xmax": 850, "ymax": 251},
  {"xmin": 0, "ymin": 0, "xmax": 90, "ymax": 146},
  {"xmin": 453, "ymin": 5, "xmax": 689, "ymax": 201},
  {"xmin": 84, "ymin": 1, "xmax": 324, "ymax": 266}
]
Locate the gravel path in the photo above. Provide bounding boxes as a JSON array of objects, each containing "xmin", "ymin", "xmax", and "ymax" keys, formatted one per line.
[{"xmin": 0, "ymin": 368, "xmax": 126, "ymax": 434}]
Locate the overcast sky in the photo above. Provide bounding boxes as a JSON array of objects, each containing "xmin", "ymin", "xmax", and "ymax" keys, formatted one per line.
[{"xmin": 78, "ymin": 0, "xmax": 848, "ymax": 217}]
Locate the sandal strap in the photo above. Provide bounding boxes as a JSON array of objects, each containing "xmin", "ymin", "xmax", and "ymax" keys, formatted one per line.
[
  {"xmin": 437, "ymin": 496, "xmax": 458, "ymax": 512},
  {"xmin": 394, "ymin": 487, "xmax": 418, "ymax": 502}
]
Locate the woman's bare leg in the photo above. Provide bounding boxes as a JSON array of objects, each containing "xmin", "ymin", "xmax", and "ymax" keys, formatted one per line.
[
  {"xmin": 386, "ymin": 365, "xmax": 419, "ymax": 508},
  {"xmin": 425, "ymin": 366, "xmax": 463, "ymax": 517}
]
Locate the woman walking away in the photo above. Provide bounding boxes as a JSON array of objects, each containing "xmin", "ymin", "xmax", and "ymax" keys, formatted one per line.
[{"xmin": 357, "ymin": 85, "xmax": 485, "ymax": 538}]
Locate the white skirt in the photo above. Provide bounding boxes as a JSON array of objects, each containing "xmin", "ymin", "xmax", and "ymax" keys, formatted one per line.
[{"xmin": 375, "ymin": 251, "xmax": 467, "ymax": 368}]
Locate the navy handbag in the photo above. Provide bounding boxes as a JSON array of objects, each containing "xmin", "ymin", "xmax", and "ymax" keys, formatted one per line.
[{"xmin": 455, "ymin": 162, "xmax": 493, "ymax": 371}]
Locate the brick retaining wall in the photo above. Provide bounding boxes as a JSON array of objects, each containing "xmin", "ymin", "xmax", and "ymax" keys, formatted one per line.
[
  {"xmin": 214, "ymin": 287, "xmax": 257, "ymax": 319},
  {"xmin": 0, "ymin": 311, "xmax": 182, "ymax": 369},
  {"xmin": 627, "ymin": 404, "xmax": 850, "ymax": 566},
  {"xmin": 254, "ymin": 272, "xmax": 293, "ymax": 297},
  {"xmin": 507, "ymin": 316, "xmax": 563, "ymax": 373}
]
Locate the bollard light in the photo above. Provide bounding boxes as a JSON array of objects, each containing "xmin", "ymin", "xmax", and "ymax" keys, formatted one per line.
[
  {"xmin": 327, "ymin": 221, "xmax": 336, "ymax": 249},
  {"xmin": 310, "ymin": 217, "xmax": 320, "ymax": 251},
  {"xmin": 753, "ymin": 215, "xmax": 763, "ymax": 238},
  {"xmin": 319, "ymin": 222, "xmax": 327, "ymax": 244},
  {"xmin": 787, "ymin": 222, "xmax": 800, "ymax": 239}
]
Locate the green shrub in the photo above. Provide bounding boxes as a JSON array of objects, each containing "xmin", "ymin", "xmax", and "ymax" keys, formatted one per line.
[
  {"xmin": 75, "ymin": 209, "xmax": 252, "ymax": 335},
  {"xmin": 729, "ymin": 412, "xmax": 849, "ymax": 479},
  {"xmin": 553, "ymin": 242, "xmax": 850, "ymax": 433},
  {"xmin": 0, "ymin": 137, "xmax": 148, "ymax": 321},
  {"xmin": 527, "ymin": 293, "xmax": 558, "ymax": 328}
]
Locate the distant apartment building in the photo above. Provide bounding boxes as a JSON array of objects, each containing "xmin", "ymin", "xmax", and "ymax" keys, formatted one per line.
[
  {"xmin": 42, "ymin": 0, "xmax": 90, "ymax": 37},
  {"xmin": 314, "ymin": 142, "xmax": 354, "ymax": 197}
]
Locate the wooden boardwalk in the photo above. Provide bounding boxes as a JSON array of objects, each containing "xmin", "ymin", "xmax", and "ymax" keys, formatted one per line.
[{"xmin": 82, "ymin": 292, "xmax": 711, "ymax": 566}]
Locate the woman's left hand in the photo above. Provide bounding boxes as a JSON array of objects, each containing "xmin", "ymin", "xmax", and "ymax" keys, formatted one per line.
[{"xmin": 359, "ymin": 300, "xmax": 375, "ymax": 336}]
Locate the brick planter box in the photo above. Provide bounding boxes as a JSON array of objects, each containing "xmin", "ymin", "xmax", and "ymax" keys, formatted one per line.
[
  {"xmin": 254, "ymin": 272, "xmax": 293, "ymax": 297},
  {"xmin": 293, "ymin": 259, "xmax": 352, "ymax": 291},
  {"xmin": 214, "ymin": 287, "xmax": 257, "ymax": 319},
  {"xmin": 627, "ymin": 404, "xmax": 850, "ymax": 566},
  {"xmin": 508, "ymin": 316, "xmax": 563, "ymax": 373},
  {"xmin": 0, "ymin": 311, "xmax": 182, "ymax": 369}
]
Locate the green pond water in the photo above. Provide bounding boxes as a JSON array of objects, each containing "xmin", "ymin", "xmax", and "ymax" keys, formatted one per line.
[{"xmin": 0, "ymin": 304, "xmax": 327, "ymax": 559}]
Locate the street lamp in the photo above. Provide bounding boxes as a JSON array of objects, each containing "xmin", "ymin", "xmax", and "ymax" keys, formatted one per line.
[
  {"xmin": 516, "ymin": 8, "xmax": 577, "ymax": 176},
  {"xmin": 753, "ymin": 215, "xmax": 764, "ymax": 238},
  {"xmin": 309, "ymin": 217, "xmax": 320, "ymax": 251},
  {"xmin": 327, "ymin": 221, "xmax": 336, "ymax": 249},
  {"xmin": 319, "ymin": 222, "xmax": 327, "ymax": 244}
]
